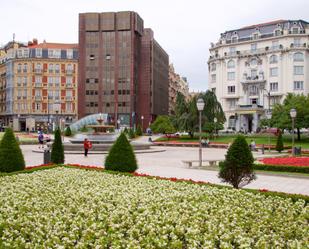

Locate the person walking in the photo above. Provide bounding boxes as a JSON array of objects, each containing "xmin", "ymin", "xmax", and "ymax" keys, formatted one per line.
[
  {"xmin": 38, "ymin": 132, "xmax": 44, "ymax": 149},
  {"xmin": 83, "ymin": 138, "xmax": 92, "ymax": 157}
]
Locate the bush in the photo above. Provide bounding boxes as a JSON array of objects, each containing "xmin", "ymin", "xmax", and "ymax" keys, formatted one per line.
[
  {"xmin": 136, "ymin": 125, "xmax": 143, "ymax": 136},
  {"xmin": 253, "ymin": 164, "xmax": 309, "ymax": 174},
  {"xmin": 51, "ymin": 128, "xmax": 64, "ymax": 164},
  {"xmin": 79, "ymin": 125, "xmax": 88, "ymax": 132},
  {"xmin": 128, "ymin": 129, "xmax": 135, "ymax": 139},
  {"xmin": 105, "ymin": 133, "xmax": 138, "ymax": 172},
  {"xmin": 0, "ymin": 128, "xmax": 25, "ymax": 172},
  {"xmin": 219, "ymin": 135, "xmax": 256, "ymax": 188},
  {"xmin": 64, "ymin": 126, "xmax": 72, "ymax": 136},
  {"xmin": 276, "ymin": 131, "xmax": 284, "ymax": 153},
  {"xmin": 150, "ymin": 116, "xmax": 175, "ymax": 134},
  {"xmin": 123, "ymin": 127, "xmax": 128, "ymax": 134}
]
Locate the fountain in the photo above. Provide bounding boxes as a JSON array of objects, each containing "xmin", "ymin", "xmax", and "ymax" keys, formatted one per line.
[{"xmin": 63, "ymin": 113, "xmax": 151, "ymax": 152}]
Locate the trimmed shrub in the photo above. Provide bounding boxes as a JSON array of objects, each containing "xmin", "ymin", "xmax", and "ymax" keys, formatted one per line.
[
  {"xmin": 0, "ymin": 128, "xmax": 25, "ymax": 172},
  {"xmin": 276, "ymin": 132, "xmax": 284, "ymax": 153},
  {"xmin": 136, "ymin": 125, "xmax": 143, "ymax": 136},
  {"xmin": 64, "ymin": 126, "xmax": 72, "ymax": 136},
  {"xmin": 51, "ymin": 128, "xmax": 64, "ymax": 164},
  {"xmin": 253, "ymin": 164, "xmax": 309, "ymax": 174},
  {"xmin": 123, "ymin": 127, "xmax": 128, "ymax": 134},
  {"xmin": 105, "ymin": 133, "xmax": 138, "ymax": 172},
  {"xmin": 219, "ymin": 135, "xmax": 256, "ymax": 188},
  {"xmin": 128, "ymin": 128, "xmax": 135, "ymax": 139}
]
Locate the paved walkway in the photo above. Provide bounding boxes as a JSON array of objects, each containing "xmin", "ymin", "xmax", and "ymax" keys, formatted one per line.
[{"xmin": 22, "ymin": 137, "xmax": 309, "ymax": 196}]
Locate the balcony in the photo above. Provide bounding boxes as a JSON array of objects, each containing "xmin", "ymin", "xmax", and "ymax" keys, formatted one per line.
[
  {"xmin": 34, "ymin": 69, "xmax": 43, "ymax": 74},
  {"xmin": 34, "ymin": 83, "xmax": 42, "ymax": 88},
  {"xmin": 65, "ymin": 96, "xmax": 73, "ymax": 101},
  {"xmin": 236, "ymin": 104, "xmax": 265, "ymax": 114},
  {"xmin": 66, "ymin": 83, "xmax": 73, "ymax": 88},
  {"xmin": 66, "ymin": 70, "xmax": 74, "ymax": 75},
  {"xmin": 241, "ymin": 75, "xmax": 266, "ymax": 85},
  {"xmin": 35, "ymin": 96, "xmax": 42, "ymax": 101}
]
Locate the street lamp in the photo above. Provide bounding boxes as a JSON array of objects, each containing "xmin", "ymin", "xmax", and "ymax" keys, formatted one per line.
[
  {"xmin": 214, "ymin": 117, "xmax": 217, "ymax": 139},
  {"xmin": 117, "ymin": 119, "xmax": 121, "ymax": 130},
  {"xmin": 290, "ymin": 108, "xmax": 297, "ymax": 156},
  {"xmin": 196, "ymin": 98, "xmax": 205, "ymax": 167},
  {"xmin": 141, "ymin": 115, "xmax": 144, "ymax": 132},
  {"xmin": 266, "ymin": 110, "xmax": 272, "ymax": 152},
  {"xmin": 53, "ymin": 101, "xmax": 61, "ymax": 129}
]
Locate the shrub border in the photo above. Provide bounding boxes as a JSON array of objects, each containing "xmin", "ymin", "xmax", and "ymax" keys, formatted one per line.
[
  {"xmin": 1, "ymin": 164, "xmax": 308, "ymax": 204},
  {"xmin": 254, "ymin": 163, "xmax": 309, "ymax": 174}
]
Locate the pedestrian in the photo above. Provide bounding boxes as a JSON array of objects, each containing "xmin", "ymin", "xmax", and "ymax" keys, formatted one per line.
[
  {"xmin": 38, "ymin": 132, "xmax": 44, "ymax": 149},
  {"xmin": 83, "ymin": 138, "xmax": 92, "ymax": 157},
  {"xmin": 250, "ymin": 140, "xmax": 256, "ymax": 151}
]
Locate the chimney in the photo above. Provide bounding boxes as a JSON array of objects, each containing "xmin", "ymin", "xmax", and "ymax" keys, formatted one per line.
[{"xmin": 33, "ymin": 38, "xmax": 38, "ymax": 45}]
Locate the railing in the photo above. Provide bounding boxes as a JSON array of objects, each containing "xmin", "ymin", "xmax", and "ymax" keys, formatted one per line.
[
  {"xmin": 34, "ymin": 83, "xmax": 42, "ymax": 87},
  {"xmin": 65, "ymin": 96, "xmax": 73, "ymax": 101},
  {"xmin": 66, "ymin": 70, "xmax": 74, "ymax": 75},
  {"xmin": 66, "ymin": 83, "xmax": 73, "ymax": 88},
  {"xmin": 35, "ymin": 96, "xmax": 42, "ymax": 101},
  {"xmin": 237, "ymin": 104, "xmax": 264, "ymax": 109},
  {"xmin": 34, "ymin": 69, "xmax": 42, "ymax": 74}
]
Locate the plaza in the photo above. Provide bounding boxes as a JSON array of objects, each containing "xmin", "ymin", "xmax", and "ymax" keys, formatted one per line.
[{"xmin": 23, "ymin": 135, "xmax": 309, "ymax": 196}]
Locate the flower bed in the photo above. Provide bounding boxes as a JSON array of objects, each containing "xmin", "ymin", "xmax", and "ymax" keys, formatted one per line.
[
  {"xmin": 260, "ymin": 157, "xmax": 309, "ymax": 167},
  {"xmin": 0, "ymin": 167, "xmax": 308, "ymax": 248}
]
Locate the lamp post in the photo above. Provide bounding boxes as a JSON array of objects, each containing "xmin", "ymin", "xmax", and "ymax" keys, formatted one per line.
[
  {"xmin": 266, "ymin": 110, "xmax": 272, "ymax": 152},
  {"xmin": 196, "ymin": 98, "xmax": 205, "ymax": 167},
  {"xmin": 290, "ymin": 108, "xmax": 297, "ymax": 156},
  {"xmin": 117, "ymin": 119, "xmax": 120, "ymax": 130},
  {"xmin": 141, "ymin": 115, "xmax": 144, "ymax": 132},
  {"xmin": 53, "ymin": 101, "xmax": 61, "ymax": 129},
  {"xmin": 214, "ymin": 117, "xmax": 217, "ymax": 139}
]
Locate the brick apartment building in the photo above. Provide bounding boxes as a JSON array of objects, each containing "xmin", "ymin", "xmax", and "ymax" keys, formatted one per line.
[
  {"xmin": 78, "ymin": 11, "xmax": 169, "ymax": 130},
  {"xmin": 0, "ymin": 39, "xmax": 78, "ymax": 131}
]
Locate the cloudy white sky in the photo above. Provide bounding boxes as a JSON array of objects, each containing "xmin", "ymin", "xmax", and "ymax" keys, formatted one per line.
[{"xmin": 1, "ymin": 0, "xmax": 308, "ymax": 91}]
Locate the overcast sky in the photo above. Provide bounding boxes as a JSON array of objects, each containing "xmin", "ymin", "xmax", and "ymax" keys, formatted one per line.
[{"xmin": 1, "ymin": 0, "xmax": 308, "ymax": 91}]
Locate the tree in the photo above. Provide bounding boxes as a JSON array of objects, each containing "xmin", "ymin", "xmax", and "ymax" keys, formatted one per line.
[
  {"xmin": 275, "ymin": 131, "xmax": 284, "ymax": 153},
  {"xmin": 136, "ymin": 125, "xmax": 143, "ymax": 136},
  {"xmin": 128, "ymin": 128, "xmax": 135, "ymax": 139},
  {"xmin": 105, "ymin": 133, "xmax": 138, "ymax": 172},
  {"xmin": 51, "ymin": 128, "xmax": 64, "ymax": 164},
  {"xmin": 0, "ymin": 128, "xmax": 25, "ymax": 172},
  {"xmin": 64, "ymin": 126, "xmax": 72, "ymax": 136},
  {"xmin": 271, "ymin": 93, "xmax": 309, "ymax": 141},
  {"xmin": 150, "ymin": 116, "xmax": 175, "ymax": 134},
  {"xmin": 219, "ymin": 135, "xmax": 256, "ymax": 189}
]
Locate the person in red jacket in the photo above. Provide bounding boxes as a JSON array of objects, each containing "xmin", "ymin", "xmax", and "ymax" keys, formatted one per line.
[{"xmin": 83, "ymin": 138, "xmax": 92, "ymax": 157}]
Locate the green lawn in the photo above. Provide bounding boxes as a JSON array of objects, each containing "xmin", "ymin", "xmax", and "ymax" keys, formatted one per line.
[{"xmin": 156, "ymin": 133, "xmax": 309, "ymax": 149}]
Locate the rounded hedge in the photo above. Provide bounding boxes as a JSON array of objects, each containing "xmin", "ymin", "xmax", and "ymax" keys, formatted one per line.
[
  {"xmin": 0, "ymin": 128, "xmax": 25, "ymax": 172},
  {"xmin": 104, "ymin": 133, "xmax": 138, "ymax": 172}
]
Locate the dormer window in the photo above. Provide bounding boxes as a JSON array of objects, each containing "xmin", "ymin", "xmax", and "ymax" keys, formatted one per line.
[
  {"xmin": 292, "ymin": 27, "xmax": 299, "ymax": 34},
  {"xmin": 231, "ymin": 36, "xmax": 238, "ymax": 43},
  {"xmin": 274, "ymin": 29, "xmax": 282, "ymax": 36},
  {"xmin": 252, "ymin": 33, "xmax": 259, "ymax": 40}
]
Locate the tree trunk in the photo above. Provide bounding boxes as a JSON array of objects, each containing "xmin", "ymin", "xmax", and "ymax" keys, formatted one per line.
[{"xmin": 297, "ymin": 128, "xmax": 301, "ymax": 141}]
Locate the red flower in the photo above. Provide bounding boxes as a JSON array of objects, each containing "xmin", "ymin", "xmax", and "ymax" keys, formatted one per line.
[{"xmin": 259, "ymin": 157, "xmax": 309, "ymax": 167}]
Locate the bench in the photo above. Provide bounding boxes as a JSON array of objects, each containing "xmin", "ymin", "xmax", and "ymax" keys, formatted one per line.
[{"xmin": 182, "ymin": 160, "xmax": 219, "ymax": 168}]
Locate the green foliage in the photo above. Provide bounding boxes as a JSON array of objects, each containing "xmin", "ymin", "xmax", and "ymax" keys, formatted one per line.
[
  {"xmin": 51, "ymin": 128, "xmax": 64, "ymax": 164},
  {"xmin": 123, "ymin": 127, "xmax": 128, "ymax": 134},
  {"xmin": 136, "ymin": 125, "xmax": 143, "ymax": 136},
  {"xmin": 253, "ymin": 164, "xmax": 309, "ymax": 174},
  {"xmin": 275, "ymin": 132, "xmax": 284, "ymax": 153},
  {"xmin": 128, "ymin": 129, "xmax": 135, "ymax": 139},
  {"xmin": 64, "ymin": 126, "xmax": 72, "ymax": 136},
  {"xmin": 150, "ymin": 116, "xmax": 175, "ymax": 134},
  {"xmin": 79, "ymin": 125, "xmax": 88, "ymax": 132},
  {"xmin": 219, "ymin": 135, "xmax": 256, "ymax": 188},
  {"xmin": 0, "ymin": 128, "xmax": 25, "ymax": 172},
  {"xmin": 105, "ymin": 133, "xmax": 138, "ymax": 172}
]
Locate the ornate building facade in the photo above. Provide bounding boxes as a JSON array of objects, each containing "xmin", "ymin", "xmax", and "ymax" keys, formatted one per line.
[
  {"xmin": 0, "ymin": 39, "xmax": 78, "ymax": 131},
  {"xmin": 208, "ymin": 20, "xmax": 309, "ymax": 132},
  {"xmin": 168, "ymin": 64, "xmax": 189, "ymax": 114}
]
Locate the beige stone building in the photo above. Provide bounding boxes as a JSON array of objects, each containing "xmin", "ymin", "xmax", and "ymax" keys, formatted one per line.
[
  {"xmin": 168, "ymin": 64, "xmax": 189, "ymax": 114},
  {"xmin": 0, "ymin": 39, "xmax": 78, "ymax": 131},
  {"xmin": 208, "ymin": 20, "xmax": 309, "ymax": 132}
]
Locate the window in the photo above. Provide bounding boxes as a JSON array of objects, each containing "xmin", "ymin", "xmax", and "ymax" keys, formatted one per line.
[
  {"xmin": 252, "ymin": 33, "xmax": 259, "ymax": 40},
  {"xmin": 294, "ymin": 66, "xmax": 304, "ymax": 75},
  {"xmin": 227, "ymin": 86, "xmax": 235, "ymax": 94},
  {"xmin": 48, "ymin": 49, "xmax": 61, "ymax": 58},
  {"xmin": 49, "ymin": 64, "xmax": 54, "ymax": 73},
  {"xmin": 17, "ymin": 77, "xmax": 22, "ymax": 86},
  {"xmin": 23, "ymin": 89, "xmax": 27, "ymax": 97},
  {"xmin": 48, "ymin": 77, "xmax": 53, "ymax": 86},
  {"xmin": 211, "ymin": 74, "xmax": 216, "ymax": 83},
  {"xmin": 227, "ymin": 60, "xmax": 235, "ymax": 68},
  {"xmin": 294, "ymin": 81, "xmax": 303, "ymax": 90},
  {"xmin": 66, "ymin": 90, "xmax": 72, "ymax": 97},
  {"xmin": 210, "ymin": 63, "xmax": 216, "ymax": 71},
  {"xmin": 48, "ymin": 90, "xmax": 53, "ymax": 99},
  {"xmin": 35, "ymin": 89, "xmax": 41, "ymax": 97},
  {"xmin": 274, "ymin": 29, "xmax": 281, "ymax": 36},
  {"xmin": 55, "ymin": 64, "xmax": 60, "ymax": 74},
  {"xmin": 292, "ymin": 27, "xmax": 299, "ymax": 34},
  {"xmin": 270, "ymin": 82, "xmax": 278, "ymax": 92},
  {"xmin": 66, "ymin": 77, "xmax": 72, "ymax": 84},
  {"xmin": 272, "ymin": 41, "xmax": 279, "ymax": 50},
  {"xmin": 48, "ymin": 103, "xmax": 53, "ymax": 111},
  {"xmin": 17, "ymin": 63, "xmax": 22, "ymax": 73},
  {"xmin": 228, "ymin": 116, "xmax": 236, "ymax": 128},
  {"xmin": 231, "ymin": 36, "xmax": 238, "ymax": 43},
  {"xmin": 35, "ymin": 103, "xmax": 41, "ymax": 111},
  {"xmin": 249, "ymin": 85, "xmax": 259, "ymax": 96},
  {"xmin": 23, "ymin": 63, "xmax": 27, "ymax": 73},
  {"xmin": 269, "ymin": 55, "xmax": 278, "ymax": 64},
  {"xmin": 35, "ymin": 76, "xmax": 42, "ymax": 83},
  {"xmin": 251, "ymin": 69, "xmax": 257, "ymax": 79},
  {"xmin": 36, "ymin": 48, "xmax": 42, "ymax": 58},
  {"xmin": 294, "ymin": 38, "xmax": 301, "ymax": 47},
  {"xmin": 250, "ymin": 58, "xmax": 257, "ymax": 66},
  {"xmin": 229, "ymin": 99, "xmax": 237, "ymax": 109},
  {"xmin": 67, "ymin": 49, "xmax": 73, "ymax": 59},
  {"xmin": 270, "ymin": 67, "xmax": 278, "ymax": 77},
  {"xmin": 66, "ymin": 102, "xmax": 72, "ymax": 112},
  {"xmin": 229, "ymin": 47, "xmax": 236, "ymax": 55},
  {"xmin": 23, "ymin": 77, "xmax": 27, "ymax": 86},
  {"xmin": 293, "ymin": 52, "xmax": 304, "ymax": 62},
  {"xmin": 227, "ymin": 72, "xmax": 235, "ymax": 81},
  {"xmin": 55, "ymin": 77, "xmax": 60, "ymax": 87},
  {"xmin": 211, "ymin": 87, "xmax": 216, "ymax": 94},
  {"xmin": 67, "ymin": 64, "xmax": 73, "ymax": 72},
  {"xmin": 54, "ymin": 90, "xmax": 60, "ymax": 100},
  {"xmin": 251, "ymin": 43, "xmax": 257, "ymax": 52},
  {"xmin": 251, "ymin": 99, "xmax": 258, "ymax": 105},
  {"xmin": 23, "ymin": 49, "xmax": 29, "ymax": 58}
]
